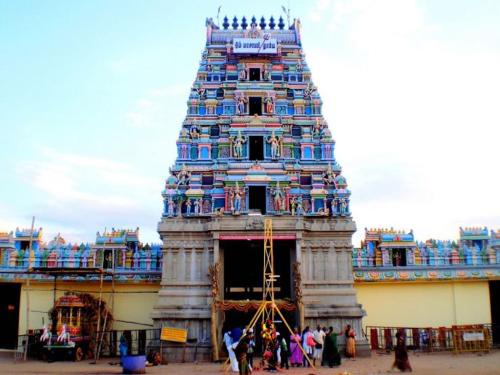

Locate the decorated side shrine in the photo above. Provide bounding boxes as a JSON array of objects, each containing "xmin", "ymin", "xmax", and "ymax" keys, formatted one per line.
[
  {"xmin": 0, "ymin": 227, "xmax": 162, "ymax": 351},
  {"xmin": 0, "ymin": 228, "xmax": 162, "ymax": 276},
  {"xmin": 152, "ymin": 15, "xmax": 367, "ymax": 361},
  {"xmin": 352, "ymin": 227, "xmax": 500, "ymax": 339},
  {"xmin": 353, "ymin": 227, "xmax": 500, "ymax": 278}
]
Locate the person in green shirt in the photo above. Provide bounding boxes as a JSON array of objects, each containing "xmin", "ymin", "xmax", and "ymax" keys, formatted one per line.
[{"xmin": 280, "ymin": 334, "xmax": 289, "ymax": 369}]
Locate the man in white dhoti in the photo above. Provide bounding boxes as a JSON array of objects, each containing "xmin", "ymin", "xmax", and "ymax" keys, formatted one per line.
[{"xmin": 224, "ymin": 330, "xmax": 239, "ymax": 373}]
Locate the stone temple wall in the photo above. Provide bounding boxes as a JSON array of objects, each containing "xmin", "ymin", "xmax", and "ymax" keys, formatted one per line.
[{"xmin": 152, "ymin": 216, "xmax": 368, "ymax": 361}]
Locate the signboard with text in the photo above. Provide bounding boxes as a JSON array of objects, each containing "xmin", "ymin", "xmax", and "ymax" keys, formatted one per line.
[
  {"xmin": 463, "ymin": 332, "xmax": 485, "ymax": 341},
  {"xmin": 233, "ymin": 38, "xmax": 278, "ymax": 54},
  {"xmin": 160, "ymin": 327, "xmax": 188, "ymax": 343}
]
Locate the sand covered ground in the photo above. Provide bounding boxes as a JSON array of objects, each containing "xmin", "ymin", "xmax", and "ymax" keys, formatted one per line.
[{"xmin": 1, "ymin": 350, "xmax": 499, "ymax": 375}]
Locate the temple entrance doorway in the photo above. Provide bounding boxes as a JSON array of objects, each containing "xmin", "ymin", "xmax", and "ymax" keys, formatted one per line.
[
  {"xmin": 489, "ymin": 281, "xmax": 500, "ymax": 345},
  {"xmin": 0, "ymin": 283, "xmax": 21, "ymax": 349},
  {"xmin": 221, "ymin": 238, "xmax": 297, "ymax": 353},
  {"xmin": 222, "ymin": 239, "xmax": 294, "ymax": 300}
]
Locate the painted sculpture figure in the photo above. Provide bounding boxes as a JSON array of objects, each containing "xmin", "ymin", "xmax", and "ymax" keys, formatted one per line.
[
  {"xmin": 264, "ymin": 94, "xmax": 274, "ymax": 114},
  {"xmin": 176, "ymin": 164, "xmax": 191, "ymax": 186},
  {"xmin": 267, "ymin": 131, "xmax": 280, "ymax": 159},
  {"xmin": 232, "ymin": 131, "xmax": 247, "ymax": 159},
  {"xmin": 235, "ymin": 93, "xmax": 247, "ymax": 115},
  {"xmin": 271, "ymin": 182, "xmax": 286, "ymax": 212}
]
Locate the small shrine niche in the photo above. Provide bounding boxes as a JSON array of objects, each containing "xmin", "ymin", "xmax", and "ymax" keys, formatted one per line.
[
  {"xmin": 249, "ymin": 136, "xmax": 264, "ymax": 160},
  {"xmin": 249, "ymin": 97, "xmax": 262, "ymax": 115},
  {"xmin": 55, "ymin": 294, "xmax": 84, "ymax": 336},
  {"xmin": 249, "ymin": 186, "xmax": 267, "ymax": 214},
  {"xmin": 249, "ymin": 68, "xmax": 260, "ymax": 81}
]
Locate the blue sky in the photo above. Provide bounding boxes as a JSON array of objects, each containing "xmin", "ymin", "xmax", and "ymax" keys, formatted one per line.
[{"xmin": 1, "ymin": 0, "xmax": 499, "ymax": 245}]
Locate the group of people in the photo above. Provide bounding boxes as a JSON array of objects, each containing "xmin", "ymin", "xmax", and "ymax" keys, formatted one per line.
[
  {"xmin": 289, "ymin": 324, "xmax": 356, "ymax": 368},
  {"xmin": 223, "ymin": 323, "xmax": 358, "ymax": 373}
]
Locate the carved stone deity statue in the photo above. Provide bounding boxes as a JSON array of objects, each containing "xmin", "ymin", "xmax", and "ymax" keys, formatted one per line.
[
  {"xmin": 304, "ymin": 82, "xmax": 317, "ymax": 99},
  {"xmin": 190, "ymin": 123, "xmax": 201, "ymax": 139},
  {"xmin": 203, "ymin": 199, "xmax": 211, "ymax": 214},
  {"xmin": 262, "ymin": 64, "xmax": 271, "ymax": 80},
  {"xmin": 238, "ymin": 64, "xmax": 248, "ymax": 80},
  {"xmin": 323, "ymin": 164, "xmax": 336, "ymax": 185},
  {"xmin": 296, "ymin": 195, "xmax": 304, "ymax": 216},
  {"xmin": 291, "ymin": 195, "xmax": 304, "ymax": 216},
  {"xmin": 185, "ymin": 199, "xmax": 192, "ymax": 215},
  {"xmin": 264, "ymin": 95, "xmax": 274, "ymax": 114},
  {"xmin": 197, "ymin": 87, "xmax": 206, "ymax": 100},
  {"xmin": 313, "ymin": 118, "xmax": 323, "ymax": 137},
  {"xmin": 176, "ymin": 164, "xmax": 191, "ymax": 186},
  {"xmin": 303, "ymin": 198, "xmax": 311, "ymax": 213},
  {"xmin": 167, "ymin": 196, "xmax": 175, "ymax": 217},
  {"xmin": 271, "ymin": 182, "xmax": 286, "ymax": 212},
  {"xmin": 267, "ymin": 131, "xmax": 280, "ymax": 159},
  {"xmin": 231, "ymin": 183, "xmax": 244, "ymax": 214},
  {"xmin": 235, "ymin": 93, "xmax": 247, "ymax": 115},
  {"xmin": 340, "ymin": 198, "xmax": 349, "ymax": 215},
  {"xmin": 231, "ymin": 130, "xmax": 247, "ymax": 158},
  {"xmin": 194, "ymin": 199, "xmax": 200, "ymax": 215}
]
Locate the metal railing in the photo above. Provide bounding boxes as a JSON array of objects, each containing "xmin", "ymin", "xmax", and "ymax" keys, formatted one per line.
[
  {"xmin": 95, "ymin": 329, "xmax": 161, "ymax": 357},
  {"xmin": 366, "ymin": 325, "xmax": 497, "ymax": 352}
]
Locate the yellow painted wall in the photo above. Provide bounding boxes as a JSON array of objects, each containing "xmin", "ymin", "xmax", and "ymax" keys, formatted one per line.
[
  {"xmin": 354, "ymin": 281, "xmax": 492, "ymax": 329},
  {"xmin": 17, "ymin": 281, "xmax": 160, "ymax": 334},
  {"xmin": 15, "ymin": 279, "xmax": 493, "ymax": 335}
]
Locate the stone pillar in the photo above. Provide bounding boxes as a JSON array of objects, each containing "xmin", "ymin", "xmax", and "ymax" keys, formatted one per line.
[
  {"xmin": 299, "ymin": 218, "xmax": 370, "ymax": 356},
  {"xmin": 152, "ymin": 219, "xmax": 213, "ymax": 362}
]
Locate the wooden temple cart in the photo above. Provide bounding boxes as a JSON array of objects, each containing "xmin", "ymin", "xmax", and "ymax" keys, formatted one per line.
[{"xmin": 28, "ymin": 267, "xmax": 112, "ymax": 362}]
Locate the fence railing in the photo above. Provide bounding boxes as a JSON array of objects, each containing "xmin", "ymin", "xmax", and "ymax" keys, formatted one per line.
[
  {"xmin": 366, "ymin": 325, "xmax": 496, "ymax": 352},
  {"xmin": 96, "ymin": 329, "xmax": 161, "ymax": 357}
]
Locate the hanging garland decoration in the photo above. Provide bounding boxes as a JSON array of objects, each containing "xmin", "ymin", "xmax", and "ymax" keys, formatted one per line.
[{"xmin": 216, "ymin": 300, "xmax": 296, "ymax": 312}]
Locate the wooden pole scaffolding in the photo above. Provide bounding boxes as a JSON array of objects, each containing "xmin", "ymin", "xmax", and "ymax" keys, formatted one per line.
[
  {"xmin": 223, "ymin": 219, "xmax": 315, "ymax": 373},
  {"xmin": 23, "ymin": 216, "xmax": 35, "ymax": 361},
  {"xmin": 92, "ymin": 272, "xmax": 104, "ymax": 363}
]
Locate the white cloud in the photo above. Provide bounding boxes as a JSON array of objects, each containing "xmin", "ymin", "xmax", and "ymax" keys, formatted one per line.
[
  {"xmin": 124, "ymin": 84, "xmax": 188, "ymax": 129},
  {"xmin": 13, "ymin": 148, "xmax": 162, "ymax": 243},
  {"xmin": 20, "ymin": 148, "xmax": 136, "ymax": 207},
  {"xmin": 306, "ymin": 0, "xmax": 500, "ymax": 244}
]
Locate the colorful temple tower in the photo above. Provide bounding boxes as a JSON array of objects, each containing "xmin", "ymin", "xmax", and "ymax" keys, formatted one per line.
[
  {"xmin": 460, "ymin": 226, "xmax": 490, "ymax": 251},
  {"xmin": 0, "ymin": 231, "xmax": 15, "ymax": 267},
  {"xmin": 93, "ymin": 228, "xmax": 140, "ymax": 269},
  {"xmin": 356, "ymin": 228, "xmax": 417, "ymax": 267},
  {"xmin": 152, "ymin": 16, "xmax": 367, "ymax": 360}
]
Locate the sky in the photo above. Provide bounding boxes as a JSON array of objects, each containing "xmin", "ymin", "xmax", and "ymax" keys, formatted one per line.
[{"xmin": 0, "ymin": 0, "xmax": 499, "ymax": 245}]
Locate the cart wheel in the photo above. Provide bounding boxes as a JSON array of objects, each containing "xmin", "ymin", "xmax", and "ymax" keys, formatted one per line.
[{"xmin": 74, "ymin": 347, "xmax": 84, "ymax": 361}]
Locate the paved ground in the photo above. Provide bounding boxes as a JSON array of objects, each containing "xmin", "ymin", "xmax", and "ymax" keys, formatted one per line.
[{"xmin": 1, "ymin": 350, "xmax": 499, "ymax": 374}]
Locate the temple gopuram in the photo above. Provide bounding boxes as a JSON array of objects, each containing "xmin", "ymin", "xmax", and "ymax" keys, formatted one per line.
[
  {"xmin": 151, "ymin": 15, "xmax": 367, "ymax": 360},
  {"xmin": 1, "ymin": 14, "xmax": 499, "ymax": 359}
]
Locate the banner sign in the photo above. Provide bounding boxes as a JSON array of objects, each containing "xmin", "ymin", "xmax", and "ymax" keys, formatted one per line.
[
  {"xmin": 160, "ymin": 327, "xmax": 188, "ymax": 343},
  {"xmin": 463, "ymin": 332, "xmax": 484, "ymax": 341},
  {"xmin": 233, "ymin": 37, "xmax": 277, "ymax": 54}
]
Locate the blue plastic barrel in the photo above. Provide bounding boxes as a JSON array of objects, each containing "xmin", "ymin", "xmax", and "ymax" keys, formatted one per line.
[{"xmin": 122, "ymin": 355, "xmax": 146, "ymax": 374}]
